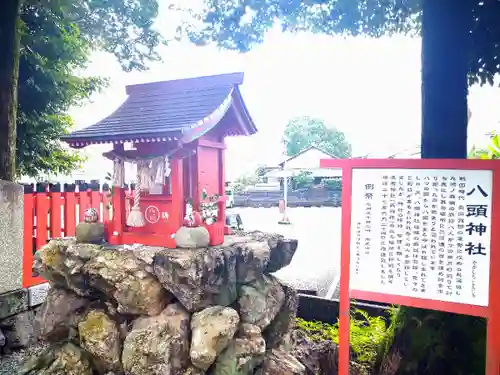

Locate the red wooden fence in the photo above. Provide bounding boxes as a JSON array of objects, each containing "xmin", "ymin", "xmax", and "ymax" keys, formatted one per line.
[
  {"xmin": 22, "ymin": 181, "xmax": 225, "ymax": 288},
  {"xmin": 22, "ymin": 182, "xmax": 127, "ymax": 288}
]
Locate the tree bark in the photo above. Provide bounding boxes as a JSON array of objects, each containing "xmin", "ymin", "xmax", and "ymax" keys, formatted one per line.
[
  {"xmin": 0, "ymin": 0, "xmax": 22, "ymax": 181},
  {"xmin": 385, "ymin": 3, "xmax": 486, "ymax": 375},
  {"xmin": 421, "ymin": 0, "xmax": 471, "ymax": 158}
]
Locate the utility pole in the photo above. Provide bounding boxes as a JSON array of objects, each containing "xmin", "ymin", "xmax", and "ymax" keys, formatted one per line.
[{"xmin": 278, "ymin": 136, "xmax": 291, "ymax": 225}]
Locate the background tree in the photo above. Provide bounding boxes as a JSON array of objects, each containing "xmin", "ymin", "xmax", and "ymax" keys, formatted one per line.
[
  {"xmin": 468, "ymin": 146, "xmax": 491, "ymax": 159},
  {"xmin": 0, "ymin": 0, "xmax": 23, "ymax": 181},
  {"xmin": 292, "ymin": 170, "xmax": 314, "ymax": 189},
  {"xmin": 253, "ymin": 164, "xmax": 268, "ymax": 181},
  {"xmin": 284, "ymin": 116, "xmax": 351, "ymax": 158},
  {"xmin": 173, "ymin": 0, "xmax": 498, "ymax": 158},
  {"xmin": 17, "ymin": 5, "xmax": 106, "ymax": 177},
  {"xmin": 469, "ymin": 136, "xmax": 500, "ymax": 159},
  {"xmin": 0, "ymin": 0, "xmax": 164, "ymax": 181},
  {"xmin": 175, "ymin": 0, "xmax": 497, "ymax": 86},
  {"xmin": 232, "ymin": 165, "xmax": 274, "ymax": 192},
  {"xmin": 232, "ymin": 172, "xmax": 259, "ymax": 193}
]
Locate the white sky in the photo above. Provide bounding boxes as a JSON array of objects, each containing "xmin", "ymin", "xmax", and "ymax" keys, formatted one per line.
[{"xmin": 68, "ymin": 6, "xmax": 500, "ymax": 181}]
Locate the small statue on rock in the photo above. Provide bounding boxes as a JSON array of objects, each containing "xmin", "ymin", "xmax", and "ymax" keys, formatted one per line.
[
  {"xmin": 84, "ymin": 208, "xmax": 99, "ymax": 223},
  {"xmin": 76, "ymin": 208, "xmax": 105, "ymax": 244},
  {"xmin": 183, "ymin": 202, "xmax": 203, "ymax": 227},
  {"xmin": 176, "ymin": 202, "xmax": 209, "ymax": 248}
]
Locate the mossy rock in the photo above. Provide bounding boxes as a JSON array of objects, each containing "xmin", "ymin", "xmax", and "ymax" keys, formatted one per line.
[
  {"xmin": 78, "ymin": 309, "xmax": 122, "ymax": 373},
  {"xmin": 76, "ymin": 222, "xmax": 105, "ymax": 244},
  {"xmin": 78, "ymin": 310, "xmax": 110, "ymax": 338},
  {"xmin": 41, "ymin": 242, "xmax": 63, "ymax": 268}
]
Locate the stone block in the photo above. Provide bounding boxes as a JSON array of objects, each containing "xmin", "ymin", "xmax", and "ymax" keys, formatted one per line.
[
  {"xmin": 0, "ymin": 288, "xmax": 28, "ymax": 320},
  {"xmin": 175, "ymin": 226, "xmax": 210, "ymax": 248},
  {"xmin": 264, "ymin": 282, "xmax": 298, "ymax": 349},
  {"xmin": 0, "ymin": 328, "xmax": 5, "ymax": 347},
  {"xmin": 28, "ymin": 282, "xmax": 51, "ymax": 307},
  {"xmin": 0, "ymin": 310, "xmax": 37, "ymax": 349},
  {"xmin": 0, "ymin": 180, "xmax": 24, "ymax": 294},
  {"xmin": 76, "ymin": 222, "xmax": 105, "ymax": 244}
]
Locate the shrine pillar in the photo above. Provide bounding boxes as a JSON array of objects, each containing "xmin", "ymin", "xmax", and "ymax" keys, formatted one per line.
[
  {"xmin": 195, "ymin": 137, "xmax": 227, "ymax": 224},
  {"xmin": 191, "ymin": 152, "xmax": 200, "ymax": 211},
  {"xmin": 109, "ymin": 144, "xmax": 126, "ymax": 244},
  {"xmin": 110, "ymin": 187, "xmax": 126, "ymax": 244},
  {"xmin": 218, "ymin": 140, "xmax": 227, "ymax": 226},
  {"xmin": 170, "ymin": 158, "xmax": 184, "ymax": 231}
]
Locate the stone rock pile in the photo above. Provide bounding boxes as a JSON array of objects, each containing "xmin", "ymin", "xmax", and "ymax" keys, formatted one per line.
[{"xmin": 22, "ymin": 231, "xmax": 307, "ymax": 375}]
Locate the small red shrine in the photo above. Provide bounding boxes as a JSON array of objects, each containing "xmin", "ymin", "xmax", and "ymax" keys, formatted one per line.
[{"xmin": 61, "ymin": 72, "xmax": 257, "ymax": 248}]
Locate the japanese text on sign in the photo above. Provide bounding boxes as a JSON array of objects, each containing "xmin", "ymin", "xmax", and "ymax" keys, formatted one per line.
[{"xmin": 350, "ymin": 169, "xmax": 492, "ymax": 306}]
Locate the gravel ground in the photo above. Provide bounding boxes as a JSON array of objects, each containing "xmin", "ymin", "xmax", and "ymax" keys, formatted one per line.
[
  {"xmin": 0, "ymin": 342, "xmax": 48, "ymax": 374},
  {"xmin": 229, "ymin": 206, "xmax": 342, "ymax": 299}
]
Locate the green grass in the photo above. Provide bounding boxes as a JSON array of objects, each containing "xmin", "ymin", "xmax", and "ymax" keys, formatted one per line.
[
  {"xmin": 296, "ymin": 307, "xmax": 399, "ymax": 370},
  {"xmin": 296, "ymin": 306, "xmax": 487, "ymax": 375}
]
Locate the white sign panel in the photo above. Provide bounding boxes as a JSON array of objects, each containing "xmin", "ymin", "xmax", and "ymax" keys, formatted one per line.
[
  {"xmin": 350, "ymin": 169, "xmax": 492, "ymax": 306},
  {"xmin": 28, "ymin": 282, "xmax": 51, "ymax": 307}
]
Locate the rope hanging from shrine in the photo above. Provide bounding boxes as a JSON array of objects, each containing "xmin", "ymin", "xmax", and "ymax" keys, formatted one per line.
[
  {"xmin": 128, "ymin": 156, "xmax": 171, "ymax": 227},
  {"xmin": 112, "ymin": 158, "xmax": 125, "ymax": 188},
  {"xmin": 127, "ymin": 160, "xmax": 147, "ymax": 227},
  {"xmin": 105, "ymin": 149, "xmax": 172, "ymax": 227}
]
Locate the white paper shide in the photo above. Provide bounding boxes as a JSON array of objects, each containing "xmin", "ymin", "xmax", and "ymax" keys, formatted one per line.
[{"xmin": 350, "ymin": 168, "xmax": 492, "ymax": 306}]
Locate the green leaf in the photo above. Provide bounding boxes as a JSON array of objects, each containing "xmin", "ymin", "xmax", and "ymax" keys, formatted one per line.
[
  {"xmin": 16, "ymin": 0, "xmax": 164, "ymax": 178},
  {"xmin": 284, "ymin": 116, "xmax": 352, "ymax": 158},
  {"xmin": 175, "ymin": 0, "xmax": 500, "ymax": 89}
]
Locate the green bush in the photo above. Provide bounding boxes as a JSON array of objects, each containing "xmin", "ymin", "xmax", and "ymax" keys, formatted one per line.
[
  {"xmin": 296, "ymin": 307, "xmax": 399, "ymax": 370},
  {"xmin": 322, "ymin": 178, "xmax": 342, "ymax": 190},
  {"xmin": 388, "ymin": 308, "xmax": 486, "ymax": 375},
  {"xmin": 293, "ymin": 171, "xmax": 314, "ymax": 189}
]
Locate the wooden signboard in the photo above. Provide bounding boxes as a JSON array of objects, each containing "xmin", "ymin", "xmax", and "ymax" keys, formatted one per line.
[{"xmin": 319, "ymin": 159, "xmax": 500, "ymax": 375}]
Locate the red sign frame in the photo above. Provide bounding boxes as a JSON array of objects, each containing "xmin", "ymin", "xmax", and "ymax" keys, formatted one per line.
[{"xmin": 319, "ymin": 158, "xmax": 500, "ymax": 375}]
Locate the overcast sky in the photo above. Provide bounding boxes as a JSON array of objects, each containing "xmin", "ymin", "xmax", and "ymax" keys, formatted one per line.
[{"xmin": 68, "ymin": 5, "xmax": 500, "ymax": 181}]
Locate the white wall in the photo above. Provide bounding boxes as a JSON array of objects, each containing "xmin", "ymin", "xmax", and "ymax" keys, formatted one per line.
[
  {"xmin": 286, "ymin": 148, "xmax": 334, "ymax": 169},
  {"xmin": 266, "ymin": 177, "xmax": 280, "ymax": 185}
]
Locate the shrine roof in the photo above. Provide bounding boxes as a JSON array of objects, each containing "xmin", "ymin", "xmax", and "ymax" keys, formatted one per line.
[{"xmin": 61, "ymin": 72, "xmax": 257, "ymax": 148}]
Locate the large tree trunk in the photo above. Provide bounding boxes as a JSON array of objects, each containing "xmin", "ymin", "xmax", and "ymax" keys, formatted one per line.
[
  {"xmin": 421, "ymin": 0, "xmax": 471, "ymax": 158},
  {"xmin": 0, "ymin": 0, "xmax": 22, "ymax": 181},
  {"xmin": 379, "ymin": 2, "xmax": 487, "ymax": 375}
]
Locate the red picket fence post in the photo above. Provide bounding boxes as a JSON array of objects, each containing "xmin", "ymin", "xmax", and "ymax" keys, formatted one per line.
[
  {"xmin": 49, "ymin": 183, "xmax": 63, "ymax": 239},
  {"xmin": 90, "ymin": 181, "xmax": 102, "ymax": 221},
  {"xmin": 22, "ymin": 181, "xmax": 110, "ymax": 288},
  {"xmin": 34, "ymin": 183, "xmax": 50, "ymax": 252},
  {"xmin": 78, "ymin": 184, "xmax": 91, "ymax": 223},
  {"xmin": 22, "ymin": 183, "xmax": 43, "ymax": 288},
  {"xmin": 63, "ymin": 184, "xmax": 77, "ymax": 237}
]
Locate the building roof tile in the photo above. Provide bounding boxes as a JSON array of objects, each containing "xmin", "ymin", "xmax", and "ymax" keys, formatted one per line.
[{"xmin": 62, "ymin": 72, "xmax": 256, "ymax": 147}]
